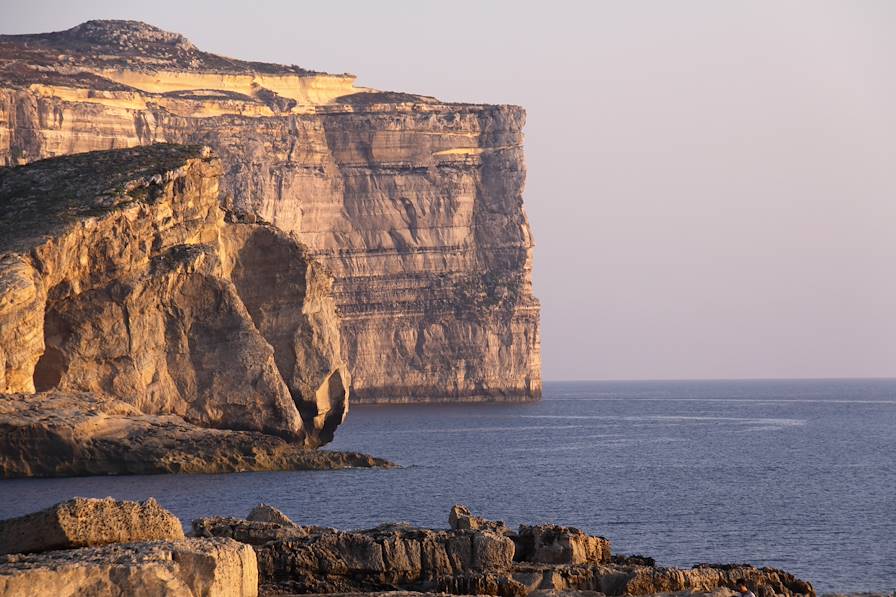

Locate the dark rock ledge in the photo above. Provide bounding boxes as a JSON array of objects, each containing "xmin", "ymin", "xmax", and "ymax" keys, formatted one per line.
[{"xmin": 0, "ymin": 498, "xmax": 816, "ymax": 597}]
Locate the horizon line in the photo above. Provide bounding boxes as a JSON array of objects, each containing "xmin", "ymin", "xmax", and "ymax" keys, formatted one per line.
[{"xmin": 542, "ymin": 375, "xmax": 896, "ymax": 383}]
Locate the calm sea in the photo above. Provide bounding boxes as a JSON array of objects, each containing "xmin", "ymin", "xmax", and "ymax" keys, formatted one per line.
[{"xmin": 1, "ymin": 379, "xmax": 894, "ymax": 593}]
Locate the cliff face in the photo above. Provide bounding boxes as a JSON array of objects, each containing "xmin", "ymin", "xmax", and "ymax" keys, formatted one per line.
[
  {"xmin": 0, "ymin": 144, "xmax": 347, "ymax": 447},
  {"xmin": 0, "ymin": 20, "xmax": 541, "ymax": 402}
]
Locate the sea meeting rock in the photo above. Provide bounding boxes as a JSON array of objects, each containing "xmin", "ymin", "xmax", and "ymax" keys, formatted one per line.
[
  {"xmin": 0, "ymin": 392, "xmax": 393, "ymax": 478},
  {"xmin": 0, "ymin": 497, "xmax": 184, "ymax": 555},
  {"xmin": 0, "ymin": 499, "xmax": 816, "ymax": 597}
]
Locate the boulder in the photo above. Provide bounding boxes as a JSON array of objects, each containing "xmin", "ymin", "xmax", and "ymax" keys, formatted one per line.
[
  {"xmin": 246, "ymin": 504, "xmax": 295, "ymax": 527},
  {"xmin": 448, "ymin": 504, "xmax": 509, "ymax": 534},
  {"xmin": 0, "ymin": 537, "xmax": 257, "ymax": 596},
  {"xmin": 513, "ymin": 525, "xmax": 610, "ymax": 565},
  {"xmin": 0, "ymin": 497, "xmax": 183, "ymax": 555}
]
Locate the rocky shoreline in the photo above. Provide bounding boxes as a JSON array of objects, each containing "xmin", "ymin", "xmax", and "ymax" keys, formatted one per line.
[
  {"xmin": 0, "ymin": 393, "xmax": 393, "ymax": 477},
  {"xmin": 0, "ymin": 498, "xmax": 823, "ymax": 597}
]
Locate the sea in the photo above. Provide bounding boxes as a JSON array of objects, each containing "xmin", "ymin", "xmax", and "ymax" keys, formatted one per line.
[{"xmin": 1, "ymin": 379, "xmax": 894, "ymax": 593}]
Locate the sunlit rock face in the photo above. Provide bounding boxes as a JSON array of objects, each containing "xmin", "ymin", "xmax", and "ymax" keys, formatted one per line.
[
  {"xmin": 0, "ymin": 20, "xmax": 541, "ymax": 403},
  {"xmin": 0, "ymin": 145, "xmax": 347, "ymax": 447}
]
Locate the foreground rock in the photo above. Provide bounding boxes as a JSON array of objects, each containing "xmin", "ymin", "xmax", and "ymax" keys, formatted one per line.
[
  {"xmin": 193, "ymin": 505, "xmax": 815, "ymax": 597},
  {"xmin": 0, "ymin": 537, "xmax": 258, "ymax": 596},
  {"xmin": 0, "ymin": 20, "xmax": 541, "ymax": 404},
  {"xmin": 0, "ymin": 392, "xmax": 393, "ymax": 477},
  {"xmin": 0, "ymin": 497, "xmax": 183, "ymax": 555},
  {"xmin": 0, "ymin": 499, "xmax": 816, "ymax": 597}
]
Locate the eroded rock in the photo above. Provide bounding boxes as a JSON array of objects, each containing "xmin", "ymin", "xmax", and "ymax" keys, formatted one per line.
[
  {"xmin": 0, "ymin": 20, "xmax": 541, "ymax": 404},
  {"xmin": 0, "ymin": 537, "xmax": 258, "ymax": 597},
  {"xmin": 0, "ymin": 392, "xmax": 393, "ymax": 477},
  {"xmin": 191, "ymin": 507, "xmax": 813, "ymax": 597},
  {"xmin": 0, "ymin": 144, "xmax": 367, "ymax": 477},
  {"xmin": 247, "ymin": 505, "xmax": 296, "ymax": 528},
  {"xmin": 514, "ymin": 525, "xmax": 610, "ymax": 566},
  {"xmin": 448, "ymin": 505, "xmax": 509, "ymax": 534},
  {"xmin": 0, "ymin": 497, "xmax": 183, "ymax": 555}
]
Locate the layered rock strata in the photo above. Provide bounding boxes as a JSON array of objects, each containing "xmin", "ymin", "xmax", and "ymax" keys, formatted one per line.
[
  {"xmin": 0, "ymin": 20, "xmax": 541, "ymax": 403},
  {"xmin": 0, "ymin": 144, "xmax": 394, "ymax": 475},
  {"xmin": 192, "ymin": 505, "xmax": 815, "ymax": 597}
]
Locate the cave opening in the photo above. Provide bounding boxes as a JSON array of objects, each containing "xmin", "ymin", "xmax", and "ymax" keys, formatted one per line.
[{"xmin": 32, "ymin": 301, "xmax": 68, "ymax": 392}]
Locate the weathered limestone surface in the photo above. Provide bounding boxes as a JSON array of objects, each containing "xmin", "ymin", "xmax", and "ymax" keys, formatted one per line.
[
  {"xmin": 0, "ymin": 497, "xmax": 183, "ymax": 555},
  {"xmin": 193, "ymin": 506, "xmax": 815, "ymax": 597},
  {"xmin": 0, "ymin": 537, "xmax": 258, "ymax": 597},
  {"xmin": 0, "ymin": 501, "xmax": 817, "ymax": 597},
  {"xmin": 0, "ymin": 392, "xmax": 392, "ymax": 477},
  {"xmin": 0, "ymin": 145, "xmax": 350, "ymax": 452},
  {"xmin": 513, "ymin": 525, "xmax": 610, "ymax": 566},
  {"xmin": 0, "ymin": 20, "xmax": 541, "ymax": 403}
]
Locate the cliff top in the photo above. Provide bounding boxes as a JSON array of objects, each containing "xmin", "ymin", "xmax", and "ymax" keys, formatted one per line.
[
  {"xmin": 0, "ymin": 20, "xmax": 336, "ymax": 77},
  {"xmin": 0, "ymin": 20, "xmax": 523, "ymax": 111},
  {"xmin": 0, "ymin": 144, "xmax": 212, "ymax": 252}
]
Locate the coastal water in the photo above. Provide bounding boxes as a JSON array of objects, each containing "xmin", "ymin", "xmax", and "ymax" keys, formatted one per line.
[{"xmin": 1, "ymin": 379, "xmax": 894, "ymax": 592}]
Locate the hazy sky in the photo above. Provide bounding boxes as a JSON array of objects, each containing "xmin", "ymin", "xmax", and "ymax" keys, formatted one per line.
[{"xmin": 5, "ymin": 1, "xmax": 896, "ymax": 381}]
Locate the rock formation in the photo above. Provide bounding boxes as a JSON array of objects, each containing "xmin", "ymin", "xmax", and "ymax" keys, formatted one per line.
[
  {"xmin": 0, "ymin": 144, "xmax": 397, "ymax": 475},
  {"xmin": 191, "ymin": 505, "xmax": 815, "ymax": 597},
  {"xmin": 0, "ymin": 497, "xmax": 259, "ymax": 596},
  {"xmin": 0, "ymin": 497, "xmax": 183, "ymax": 555},
  {"xmin": 0, "ymin": 538, "xmax": 258, "ymax": 596},
  {"xmin": 0, "ymin": 144, "xmax": 350, "ymax": 446},
  {"xmin": 0, "ymin": 392, "xmax": 393, "ymax": 477},
  {"xmin": 0, "ymin": 20, "xmax": 541, "ymax": 403},
  {"xmin": 0, "ymin": 499, "xmax": 817, "ymax": 597}
]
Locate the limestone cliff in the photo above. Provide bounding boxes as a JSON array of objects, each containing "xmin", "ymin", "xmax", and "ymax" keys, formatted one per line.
[
  {"xmin": 0, "ymin": 20, "xmax": 541, "ymax": 402},
  {"xmin": 0, "ymin": 144, "xmax": 347, "ymax": 448}
]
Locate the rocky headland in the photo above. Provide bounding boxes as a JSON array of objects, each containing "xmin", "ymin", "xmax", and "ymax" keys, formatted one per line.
[
  {"xmin": 0, "ymin": 19, "xmax": 541, "ymax": 403},
  {"xmin": 0, "ymin": 498, "xmax": 817, "ymax": 597},
  {"xmin": 0, "ymin": 144, "xmax": 391, "ymax": 476}
]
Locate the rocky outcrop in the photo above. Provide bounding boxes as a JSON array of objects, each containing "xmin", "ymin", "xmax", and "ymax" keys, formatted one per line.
[
  {"xmin": 0, "ymin": 497, "xmax": 258, "ymax": 596},
  {"xmin": 0, "ymin": 392, "xmax": 392, "ymax": 477},
  {"xmin": 513, "ymin": 525, "xmax": 610, "ymax": 566},
  {"xmin": 0, "ymin": 537, "xmax": 258, "ymax": 597},
  {"xmin": 0, "ymin": 144, "xmax": 349, "ymax": 447},
  {"xmin": 0, "ymin": 20, "xmax": 541, "ymax": 403},
  {"xmin": 449, "ymin": 504, "xmax": 509, "ymax": 534},
  {"xmin": 0, "ymin": 500, "xmax": 817, "ymax": 597},
  {"xmin": 191, "ymin": 506, "xmax": 815, "ymax": 597},
  {"xmin": 0, "ymin": 497, "xmax": 183, "ymax": 555},
  {"xmin": 216, "ymin": 523, "xmax": 519, "ymax": 596}
]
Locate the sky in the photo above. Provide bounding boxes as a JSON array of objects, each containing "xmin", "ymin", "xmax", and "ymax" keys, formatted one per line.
[{"xmin": 5, "ymin": 1, "xmax": 895, "ymax": 381}]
